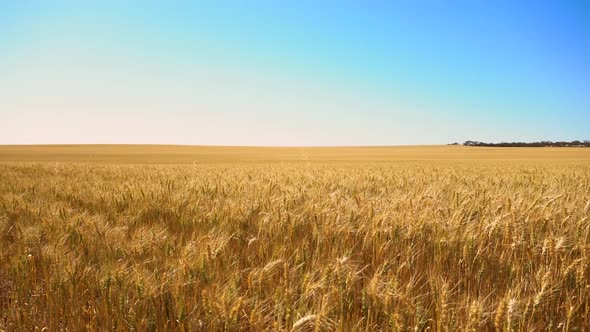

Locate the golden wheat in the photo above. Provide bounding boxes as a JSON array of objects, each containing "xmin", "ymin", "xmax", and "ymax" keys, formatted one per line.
[{"xmin": 1, "ymin": 146, "xmax": 589, "ymax": 330}]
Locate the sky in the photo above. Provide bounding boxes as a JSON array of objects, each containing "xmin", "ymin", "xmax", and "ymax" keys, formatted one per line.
[{"xmin": 1, "ymin": 1, "xmax": 589, "ymax": 146}]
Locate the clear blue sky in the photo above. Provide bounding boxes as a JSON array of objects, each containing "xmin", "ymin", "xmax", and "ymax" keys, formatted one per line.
[{"xmin": 1, "ymin": 1, "xmax": 588, "ymax": 145}]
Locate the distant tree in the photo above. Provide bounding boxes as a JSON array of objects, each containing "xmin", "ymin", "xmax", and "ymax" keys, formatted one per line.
[{"xmin": 459, "ymin": 140, "xmax": 590, "ymax": 147}]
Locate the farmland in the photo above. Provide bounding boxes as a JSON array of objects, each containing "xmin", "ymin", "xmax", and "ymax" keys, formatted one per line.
[{"xmin": 1, "ymin": 145, "xmax": 590, "ymax": 330}]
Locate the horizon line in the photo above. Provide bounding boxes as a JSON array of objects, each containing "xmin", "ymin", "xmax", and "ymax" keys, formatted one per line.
[{"xmin": 0, "ymin": 143, "xmax": 447, "ymax": 148}]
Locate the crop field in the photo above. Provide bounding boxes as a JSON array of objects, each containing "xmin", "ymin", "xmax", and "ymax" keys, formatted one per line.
[{"xmin": 1, "ymin": 145, "xmax": 590, "ymax": 331}]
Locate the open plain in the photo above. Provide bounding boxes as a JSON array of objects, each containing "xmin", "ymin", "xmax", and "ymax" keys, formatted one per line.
[{"xmin": 1, "ymin": 145, "xmax": 590, "ymax": 330}]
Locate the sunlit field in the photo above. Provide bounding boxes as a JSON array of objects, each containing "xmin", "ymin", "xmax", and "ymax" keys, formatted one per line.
[{"xmin": 1, "ymin": 146, "xmax": 590, "ymax": 331}]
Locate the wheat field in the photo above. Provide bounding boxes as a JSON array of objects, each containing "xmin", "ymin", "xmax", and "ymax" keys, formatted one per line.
[{"xmin": 1, "ymin": 145, "xmax": 590, "ymax": 331}]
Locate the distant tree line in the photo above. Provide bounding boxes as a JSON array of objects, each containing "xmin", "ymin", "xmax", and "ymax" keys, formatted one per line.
[{"xmin": 448, "ymin": 140, "xmax": 590, "ymax": 147}]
